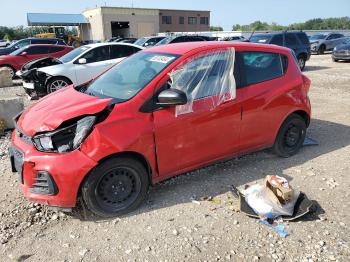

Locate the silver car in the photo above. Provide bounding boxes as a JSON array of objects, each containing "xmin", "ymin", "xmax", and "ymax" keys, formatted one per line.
[{"xmin": 309, "ymin": 33, "xmax": 345, "ymax": 54}]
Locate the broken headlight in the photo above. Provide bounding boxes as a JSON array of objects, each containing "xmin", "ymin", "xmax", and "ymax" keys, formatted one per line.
[{"xmin": 33, "ymin": 116, "xmax": 96, "ymax": 153}]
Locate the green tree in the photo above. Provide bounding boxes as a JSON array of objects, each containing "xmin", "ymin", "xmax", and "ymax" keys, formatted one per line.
[{"xmin": 210, "ymin": 26, "xmax": 224, "ymax": 31}]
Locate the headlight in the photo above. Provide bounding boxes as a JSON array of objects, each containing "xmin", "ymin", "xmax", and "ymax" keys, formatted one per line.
[{"xmin": 33, "ymin": 116, "xmax": 96, "ymax": 153}]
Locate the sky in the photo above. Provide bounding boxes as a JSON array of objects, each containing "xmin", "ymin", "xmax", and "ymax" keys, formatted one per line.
[{"xmin": 1, "ymin": 0, "xmax": 349, "ymax": 30}]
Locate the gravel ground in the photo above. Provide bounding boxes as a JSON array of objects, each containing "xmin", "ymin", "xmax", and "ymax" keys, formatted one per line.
[{"xmin": 0, "ymin": 54, "xmax": 349, "ymax": 262}]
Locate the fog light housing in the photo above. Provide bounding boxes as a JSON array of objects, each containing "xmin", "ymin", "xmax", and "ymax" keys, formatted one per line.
[{"xmin": 29, "ymin": 171, "xmax": 58, "ymax": 195}]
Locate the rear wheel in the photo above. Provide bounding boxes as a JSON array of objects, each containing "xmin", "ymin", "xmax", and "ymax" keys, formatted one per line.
[
  {"xmin": 46, "ymin": 77, "xmax": 71, "ymax": 94},
  {"xmin": 0, "ymin": 65, "xmax": 15, "ymax": 79},
  {"xmin": 317, "ymin": 45, "xmax": 326, "ymax": 55},
  {"xmin": 332, "ymin": 57, "xmax": 339, "ymax": 62},
  {"xmin": 81, "ymin": 157, "xmax": 149, "ymax": 217},
  {"xmin": 273, "ymin": 114, "xmax": 307, "ymax": 158}
]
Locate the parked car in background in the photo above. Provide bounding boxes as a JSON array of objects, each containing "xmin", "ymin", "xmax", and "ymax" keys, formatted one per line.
[
  {"xmin": 19, "ymin": 43, "xmax": 143, "ymax": 98},
  {"xmin": 0, "ymin": 38, "xmax": 67, "ymax": 56},
  {"xmin": 134, "ymin": 36, "xmax": 166, "ymax": 48},
  {"xmin": 156, "ymin": 35, "xmax": 207, "ymax": 45},
  {"xmin": 309, "ymin": 33, "xmax": 345, "ymax": 54},
  {"xmin": 249, "ymin": 31, "xmax": 311, "ymax": 70},
  {"xmin": 118, "ymin": 38, "xmax": 137, "ymax": 44},
  {"xmin": 0, "ymin": 44, "xmax": 73, "ymax": 78},
  {"xmin": 332, "ymin": 37, "xmax": 350, "ymax": 62},
  {"xmin": 222, "ymin": 36, "xmax": 246, "ymax": 42},
  {"xmin": 0, "ymin": 40, "xmax": 10, "ymax": 47},
  {"xmin": 10, "ymin": 42, "xmax": 311, "ymax": 217}
]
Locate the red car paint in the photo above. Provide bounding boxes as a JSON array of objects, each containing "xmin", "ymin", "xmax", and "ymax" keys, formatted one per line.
[
  {"xmin": 12, "ymin": 42, "xmax": 311, "ymax": 208},
  {"xmin": 0, "ymin": 44, "xmax": 73, "ymax": 72}
]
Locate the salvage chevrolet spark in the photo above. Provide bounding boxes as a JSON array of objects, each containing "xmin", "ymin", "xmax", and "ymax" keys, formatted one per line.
[{"xmin": 10, "ymin": 42, "xmax": 311, "ymax": 217}]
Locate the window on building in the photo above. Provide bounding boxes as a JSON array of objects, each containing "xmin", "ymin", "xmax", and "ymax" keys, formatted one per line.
[
  {"xmin": 179, "ymin": 16, "xmax": 185, "ymax": 24},
  {"xmin": 188, "ymin": 17, "xmax": 197, "ymax": 25},
  {"xmin": 200, "ymin": 17, "xmax": 209, "ymax": 25},
  {"xmin": 162, "ymin": 16, "xmax": 172, "ymax": 24}
]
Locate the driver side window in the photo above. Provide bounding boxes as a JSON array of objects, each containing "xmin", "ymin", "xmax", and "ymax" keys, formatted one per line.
[{"xmin": 81, "ymin": 46, "xmax": 110, "ymax": 63}]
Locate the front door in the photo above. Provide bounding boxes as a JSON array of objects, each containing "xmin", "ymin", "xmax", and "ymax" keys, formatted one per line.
[{"xmin": 153, "ymin": 48, "xmax": 242, "ymax": 177}]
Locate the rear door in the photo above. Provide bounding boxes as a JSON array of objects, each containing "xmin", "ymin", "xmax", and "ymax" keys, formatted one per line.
[
  {"xmin": 153, "ymin": 48, "xmax": 243, "ymax": 177},
  {"xmin": 74, "ymin": 45, "xmax": 111, "ymax": 85},
  {"xmin": 239, "ymin": 51, "xmax": 289, "ymax": 152}
]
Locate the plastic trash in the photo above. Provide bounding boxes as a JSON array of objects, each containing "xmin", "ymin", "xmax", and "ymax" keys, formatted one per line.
[{"xmin": 243, "ymin": 184, "xmax": 300, "ymax": 219}]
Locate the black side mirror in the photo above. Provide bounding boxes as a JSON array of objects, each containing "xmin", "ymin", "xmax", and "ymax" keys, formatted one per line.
[{"xmin": 157, "ymin": 88, "xmax": 187, "ymax": 106}]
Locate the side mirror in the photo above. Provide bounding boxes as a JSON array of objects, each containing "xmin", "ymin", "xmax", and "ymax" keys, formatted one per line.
[
  {"xmin": 77, "ymin": 58, "xmax": 87, "ymax": 64},
  {"xmin": 157, "ymin": 88, "xmax": 187, "ymax": 106},
  {"xmin": 144, "ymin": 42, "xmax": 149, "ymax": 47},
  {"xmin": 20, "ymin": 52, "xmax": 27, "ymax": 56}
]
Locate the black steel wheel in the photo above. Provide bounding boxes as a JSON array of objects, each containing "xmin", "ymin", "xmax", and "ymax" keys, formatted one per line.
[
  {"xmin": 82, "ymin": 157, "xmax": 149, "ymax": 217},
  {"xmin": 273, "ymin": 114, "xmax": 307, "ymax": 157}
]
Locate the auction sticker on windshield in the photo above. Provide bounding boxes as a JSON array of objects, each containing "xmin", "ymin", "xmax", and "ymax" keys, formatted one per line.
[{"xmin": 149, "ymin": 55, "xmax": 176, "ymax": 64}]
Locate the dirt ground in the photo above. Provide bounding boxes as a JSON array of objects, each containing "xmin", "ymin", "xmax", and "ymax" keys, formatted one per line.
[{"xmin": 0, "ymin": 54, "xmax": 349, "ymax": 262}]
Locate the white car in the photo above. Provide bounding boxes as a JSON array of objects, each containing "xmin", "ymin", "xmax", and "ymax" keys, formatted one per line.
[
  {"xmin": 0, "ymin": 40, "xmax": 10, "ymax": 48},
  {"xmin": 19, "ymin": 43, "xmax": 143, "ymax": 97}
]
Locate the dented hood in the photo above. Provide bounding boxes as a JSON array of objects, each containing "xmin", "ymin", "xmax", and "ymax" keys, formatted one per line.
[{"xmin": 17, "ymin": 86, "xmax": 112, "ymax": 136}]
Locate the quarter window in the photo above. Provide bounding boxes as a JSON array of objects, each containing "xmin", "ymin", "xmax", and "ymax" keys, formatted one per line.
[
  {"xmin": 110, "ymin": 45, "xmax": 139, "ymax": 59},
  {"xmin": 188, "ymin": 17, "xmax": 197, "ymax": 25},
  {"xmin": 241, "ymin": 52, "xmax": 286, "ymax": 86}
]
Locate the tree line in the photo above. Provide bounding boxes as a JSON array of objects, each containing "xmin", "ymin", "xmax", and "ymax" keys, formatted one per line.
[
  {"xmin": 0, "ymin": 26, "xmax": 78, "ymax": 41},
  {"xmin": 210, "ymin": 17, "xmax": 350, "ymax": 31}
]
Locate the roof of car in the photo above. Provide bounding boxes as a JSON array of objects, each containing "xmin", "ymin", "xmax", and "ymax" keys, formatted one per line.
[
  {"xmin": 25, "ymin": 44, "xmax": 72, "ymax": 48},
  {"xmin": 145, "ymin": 41, "xmax": 291, "ymax": 55},
  {"xmin": 84, "ymin": 42, "xmax": 144, "ymax": 49}
]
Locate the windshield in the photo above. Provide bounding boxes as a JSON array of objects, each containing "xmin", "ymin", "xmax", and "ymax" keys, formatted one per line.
[
  {"xmin": 249, "ymin": 35, "xmax": 272, "ymax": 44},
  {"xmin": 310, "ymin": 34, "xmax": 327, "ymax": 40},
  {"xmin": 134, "ymin": 37, "xmax": 148, "ymax": 46},
  {"xmin": 59, "ymin": 46, "xmax": 91, "ymax": 63},
  {"xmin": 86, "ymin": 52, "xmax": 179, "ymax": 102},
  {"xmin": 9, "ymin": 46, "xmax": 27, "ymax": 56}
]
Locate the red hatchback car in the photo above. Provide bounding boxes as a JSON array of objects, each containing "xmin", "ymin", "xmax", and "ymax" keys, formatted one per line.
[
  {"xmin": 10, "ymin": 42, "xmax": 311, "ymax": 217},
  {"xmin": 0, "ymin": 44, "xmax": 73, "ymax": 78}
]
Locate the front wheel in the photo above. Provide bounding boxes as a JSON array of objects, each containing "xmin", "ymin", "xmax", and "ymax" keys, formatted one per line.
[
  {"xmin": 317, "ymin": 45, "xmax": 325, "ymax": 55},
  {"xmin": 273, "ymin": 114, "xmax": 307, "ymax": 158},
  {"xmin": 81, "ymin": 158, "xmax": 149, "ymax": 217},
  {"xmin": 46, "ymin": 77, "xmax": 71, "ymax": 94}
]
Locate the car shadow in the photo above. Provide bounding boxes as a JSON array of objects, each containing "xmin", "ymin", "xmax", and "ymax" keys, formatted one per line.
[
  {"xmin": 304, "ymin": 66, "xmax": 331, "ymax": 72},
  {"xmin": 73, "ymin": 118, "xmax": 350, "ymax": 222}
]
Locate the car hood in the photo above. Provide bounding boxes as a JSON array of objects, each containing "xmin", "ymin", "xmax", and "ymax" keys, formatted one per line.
[
  {"xmin": 309, "ymin": 40, "xmax": 320, "ymax": 44},
  {"xmin": 0, "ymin": 55, "xmax": 17, "ymax": 63},
  {"xmin": 335, "ymin": 43, "xmax": 350, "ymax": 50},
  {"xmin": 37, "ymin": 63, "xmax": 66, "ymax": 75},
  {"xmin": 21, "ymin": 56, "xmax": 62, "ymax": 72},
  {"xmin": 17, "ymin": 86, "xmax": 112, "ymax": 136}
]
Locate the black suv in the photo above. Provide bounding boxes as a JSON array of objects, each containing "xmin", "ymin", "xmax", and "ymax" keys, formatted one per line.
[
  {"xmin": 0, "ymin": 38, "xmax": 67, "ymax": 56},
  {"xmin": 249, "ymin": 31, "xmax": 311, "ymax": 70}
]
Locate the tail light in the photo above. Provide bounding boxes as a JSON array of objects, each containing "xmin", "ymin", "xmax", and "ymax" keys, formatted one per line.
[{"xmin": 302, "ymin": 74, "xmax": 311, "ymax": 93}]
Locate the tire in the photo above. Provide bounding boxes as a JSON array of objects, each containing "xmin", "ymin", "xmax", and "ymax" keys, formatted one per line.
[
  {"xmin": 297, "ymin": 55, "xmax": 306, "ymax": 71},
  {"xmin": 273, "ymin": 114, "xmax": 307, "ymax": 158},
  {"xmin": 332, "ymin": 57, "xmax": 338, "ymax": 62},
  {"xmin": 317, "ymin": 45, "xmax": 325, "ymax": 55},
  {"xmin": 46, "ymin": 77, "xmax": 71, "ymax": 94},
  {"xmin": 0, "ymin": 65, "xmax": 15, "ymax": 79},
  {"xmin": 81, "ymin": 157, "xmax": 149, "ymax": 217}
]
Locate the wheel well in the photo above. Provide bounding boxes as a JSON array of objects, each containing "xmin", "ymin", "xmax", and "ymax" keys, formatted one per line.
[
  {"xmin": 0, "ymin": 64, "xmax": 15, "ymax": 71},
  {"xmin": 291, "ymin": 110, "xmax": 310, "ymax": 127},
  {"xmin": 77, "ymin": 151, "xmax": 153, "ymax": 200},
  {"xmin": 298, "ymin": 53, "xmax": 307, "ymax": 60}
]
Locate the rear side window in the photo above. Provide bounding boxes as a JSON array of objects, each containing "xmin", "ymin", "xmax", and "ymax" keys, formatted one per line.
[
  {"xmin": 296, "ymin": 33, "xmax": 310, "ymax": 45},
  {"xmin": 26, "ymin": 46, "xmax": 50, "ymax": 55},
  {"xmin": 31, "ymin": 39, "xmax": 56, "ymax": 45},
  {"xmin": 270, "ymin": 34, "xmax": 283, "ymax": 46},
  {"xmin": 49, "ymin": 46, "xmax": 65, "ymax": 53},
  {"xmin": 241, "ymin": 52, "xmax": 286, "ymax": 86},
  {"xmin": 285, "ymin": 34, "xmax": 299, "ymax": 46}
]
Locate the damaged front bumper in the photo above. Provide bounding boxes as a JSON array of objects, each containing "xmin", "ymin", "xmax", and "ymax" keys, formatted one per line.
[{"xmin": 10, "ymin": 129, "xmax": 97, "ymax": 208}]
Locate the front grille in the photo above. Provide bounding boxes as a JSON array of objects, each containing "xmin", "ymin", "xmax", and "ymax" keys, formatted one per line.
[{"xmin": 30, "ymin": 171, "xmax": 58, "ymax": 195}]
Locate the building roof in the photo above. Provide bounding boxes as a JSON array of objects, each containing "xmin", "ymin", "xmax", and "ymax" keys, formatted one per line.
[
  {"xmin": 84, "ymin": 6, "xmax": 210, "ymax": 13},
  {"xmin": 27, "ymin": 13, "xmax": 88, "ymax": 26}
]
